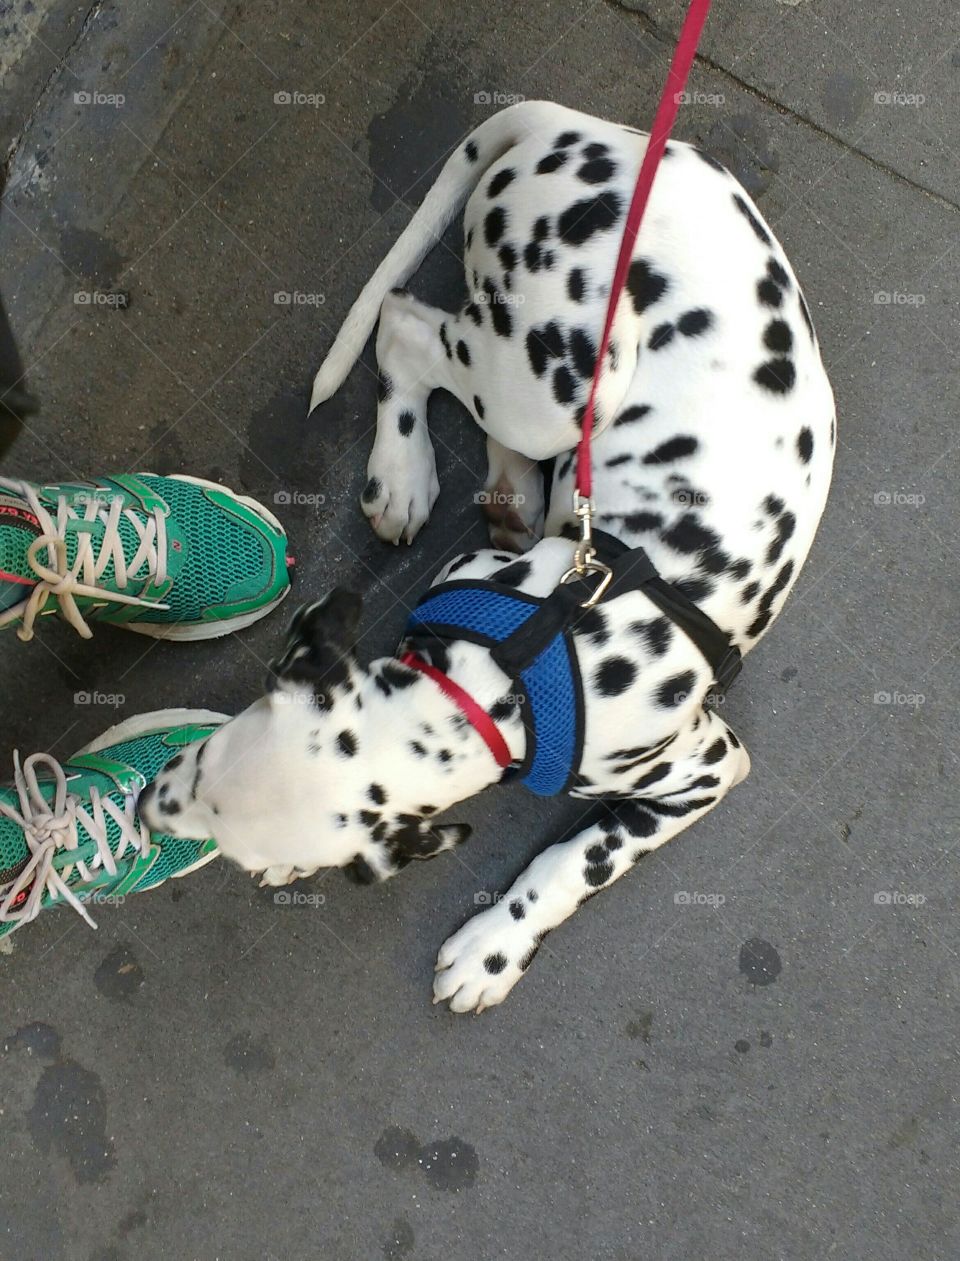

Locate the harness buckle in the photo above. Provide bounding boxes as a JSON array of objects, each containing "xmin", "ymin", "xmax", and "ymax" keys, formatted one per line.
[{"xmin": 562, "ymin": 491, "xmax": 613, "ymax": 607}]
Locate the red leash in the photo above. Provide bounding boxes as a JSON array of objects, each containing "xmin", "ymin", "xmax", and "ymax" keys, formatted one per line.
[
  {"xmin": 400, "ymin": 650, "xmax": 513, "ymax": 768},
  {"xmin": 572, "ymin": 0, "xmax": 713, "ymax": 516}
]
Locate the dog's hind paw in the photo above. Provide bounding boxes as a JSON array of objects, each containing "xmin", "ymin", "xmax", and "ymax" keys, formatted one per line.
[{"xmin": 361, "ymin": 436, "xmax": 439, "ymax": 546}]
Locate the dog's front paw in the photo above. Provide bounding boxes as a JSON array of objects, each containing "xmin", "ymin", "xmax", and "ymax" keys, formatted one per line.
[
  {"xmin": 362, "ymin": 434, "xmax": 439, "ymax": 545},
  {"xmin": 433, "ymin": 904, "xmax": 541, "ymax": 1013},
  {"xmin": 259, "ymin": 864, "xmax": 299, "ymax": 887}
]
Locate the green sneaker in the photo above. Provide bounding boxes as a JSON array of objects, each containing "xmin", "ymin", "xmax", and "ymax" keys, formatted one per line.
[
  {"xmin": 0, "ymin": 473, "xmax": 293, "ymax": 641},
  {"xmin": 0, "ymin": 709, "xmax": 227, "ymax": 938}
]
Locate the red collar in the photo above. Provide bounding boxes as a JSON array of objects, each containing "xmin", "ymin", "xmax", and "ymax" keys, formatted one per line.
[{"xmin": 399, "ymin": 651, "xmax": 512, "ymax": 770}]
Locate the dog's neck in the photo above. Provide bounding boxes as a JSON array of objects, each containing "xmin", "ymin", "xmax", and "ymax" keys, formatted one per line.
[{"xmin": 355, "ymin": 646, "xmax": 525, "ymax": 816}]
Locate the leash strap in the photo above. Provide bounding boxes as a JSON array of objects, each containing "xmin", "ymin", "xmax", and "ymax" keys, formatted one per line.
[
  {"xmin": 399, "ymin": 649, "xmax": 513, "ymax": 769},
  {"xmin": 575, "ymin": 0, "xmax": 713, "ymax": 502}
]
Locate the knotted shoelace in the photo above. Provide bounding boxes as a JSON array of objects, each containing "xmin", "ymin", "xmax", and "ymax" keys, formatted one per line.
[
  {"xmin": 0, "ymin": 477, "xmax": 170, "ymax": 641},
  {"xmin": 0, "ymin": 752, "xmax": 150, "ymax": 931}
]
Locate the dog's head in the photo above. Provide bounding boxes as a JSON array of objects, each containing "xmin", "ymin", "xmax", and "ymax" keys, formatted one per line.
[{"xmin": 138, "ymin": 590, "xmax": 475, "ymax": 882}]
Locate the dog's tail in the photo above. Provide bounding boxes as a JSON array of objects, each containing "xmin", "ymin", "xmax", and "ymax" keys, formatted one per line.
[{"xmin": 309, "ymin": 100, "xmax": 561, "ymax": 412}]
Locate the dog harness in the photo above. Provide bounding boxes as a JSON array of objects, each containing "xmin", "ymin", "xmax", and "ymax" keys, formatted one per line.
[{"xmin": 403, "ymin": 533, "xmax": 742, "ymax": 797}]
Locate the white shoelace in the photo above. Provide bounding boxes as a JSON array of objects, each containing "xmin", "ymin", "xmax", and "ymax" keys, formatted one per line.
[
  {"xmin": 0, "ymin": 477, "xmax": 170, "ymax": 641},
  {"xmin": 0, "ymin": 752, "xmax": 150, "ymax": 931}
]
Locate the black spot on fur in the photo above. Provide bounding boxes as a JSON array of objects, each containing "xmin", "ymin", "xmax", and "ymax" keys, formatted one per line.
[
  {"xmin": 337, "ymin": 731, "xmax": 357, "ymax": 758},
  {"xmin": 484, "ymin": 952, "xmax": 508, "ymax": 974},
  {"xmin": 732, "ymin": 193, "xmax": 771, "ymax": 245},
  {"xmin": 657, "ymin": 671, "xmax": 697, "ymax": 707},
  {"xmin": 583, "ymin": 142, "xmax": 608, "ymax": 159},
  {"xmin": 556, "ymin": 131, "xmax": 581, "ymax": 147},
  {"xmin": 537, "ymin": 151, "xmax": 568, "ymax": 174},
  {"xmin": 729, "ymin": 559, "xmax": 751, "ymax": 581},
  {"xmin": 484, "ymin": 281, "xmax": 513, "ymax": 337},
  {"xmin": 576, "ymin": 606, "xmax": 610, "ymax": 646},
  {"xmin": 578, "ymin": 156, "xmax": 616, "ymax": 184},
  {"xmin": 380, "ymin": 662, "xmax": 419, "ymax": 690},
  {"xmin": 619, "ymin": 803, "xmax": 660, "ymax": 839},
  {"xmin": 595, "ymin": 656, "xmax": 637, "ymax": 697},
  {"xmin": 702, "ymin": 738, "xmax": 727, "ymax": 765},
  {"xmin": 533, "ymin": 216, "xmax": 550, "ymax": 241},
  {"xmin": 409, "ymin": 740, "xmax": 427, "ymax": 758},
  {"xmin": 509, "ymin": 899, "xmax": 525, "ymax": 921},
  {"xmin": 754, "ymin": 358, "xmax": 796, "ymax": 394},
  {"xmin": 606, "ymin": 453, "xmax": 632, "ymax": 468},
  {"xmin": 623, "ymin": 511, "xmax": 664, "ymax": 533},
  {"xmin": 465, "ymin": 301, "xmax": 482, "ymax": 326},
  {"xmin": 757, "ymin": 278, "xmax": 783, "ymax": 308},
  {"xmin": 524, "ymin": 240, "xmax": 544, "ymax": 272},
  {"xmin": 464, "ymin": 141, "xmax": 478, "ymax": 162},
  {"xmin": 473, "ymin": 395, "xmax": 485, "ymax": 419},
  {"xmin": 377, "ymin": 371, "xmax": 393, "ymax": 403},
  {"xmin": 446, "ymin": 552, "xmax": 476, "ymax": 574},
  {"xmin": 627, "ymin": 259, "xmax": 669, "ymax": 313},
  {"xmin": 552, "ymin": 364, "xmax": 577, "ymax": 404},
  {"xmin": 368, "ymin": 783, "xmax": 387, "ymax": 805},
  {"xmin": 615, "ymin": 404, "xmax": 652, "ymax": 427},
  {"xmin": 767, "ymin": 511, "xmax": 796, "ymax": 565},
  {"xmin": 485, "ymin": 207, "xmax": 506, "ymax": 246},
  {"xmin": 649, "ymin": 322, "xmax": 676, "ymax": 351},
  {"xmin": 741, "ymin": 581, "xmax": 760, "ymax": 604},
  {"xmin": 677, "ymin": 309, "xmax": 713, "ymax": 338},
  {"xmin": 438, "ymin": 323, "xmax": 452, "ymax": 359},
  {"xmin": 456, "ymin": 339, "xmax": 471, "ymax": 366},
  {"xmin": 643, "ymin": 435, "xmax": 698, "ymax": 464},
  {"xmin": 633, "ymin": 618, "xmax": 672, "ymax": 657},
  {"xmin": 764, "ymin": 319, "xmax": 793, "ymax": 354},
  {"xmin": 585, "ymin": 860, "xmax": 614, "ymax": 888},
  {"xmin": 747, "ymin": 560, "xmax": 795, "ymax": 638},
  {"xmin": 797, "ymin": 427, "xmax": 814, "ymax": 464},
  {"xmin": 557, "ymin": 192, "xmax": 621, "ymax": 246},
  {"xmin": 568, "ymin": 328, "xmax": 596, "ymax": 378},
  {"xmin": 488, "ymin": 168, "xmax": 515, "ymax": 197},
  {"xmin": 397, "ymin": 410, "xmax": 416, "ymax": 437},
  {"xmin": 567, "ymin": 268, "xmax": 586, "ymax": 302},
  {"xmin": 767, "ymin": 258, "xmax": 790, "ymax": 288},
  {"xmin": 633, "ymin": 762, "xmax": 673, "ymax": 792},
  {"xmin": 498, "ymin": 244, "xmax": 517, "ymax": 272}
]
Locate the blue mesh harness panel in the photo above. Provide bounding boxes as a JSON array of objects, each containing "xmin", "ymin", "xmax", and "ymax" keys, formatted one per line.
[{"xmin": 407, "ymin": 583, "xmax": 584, "ymax": 796}]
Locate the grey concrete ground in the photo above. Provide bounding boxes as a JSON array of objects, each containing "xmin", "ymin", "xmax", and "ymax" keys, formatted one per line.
[{"xmin": 0, "ymin": 1, "xmax": 958, "ymax": 1257}]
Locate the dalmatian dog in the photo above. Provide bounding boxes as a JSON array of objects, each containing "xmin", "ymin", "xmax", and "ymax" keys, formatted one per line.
[{"xmin": 140, "ymin": 101, "xmax": 835, "ymax": 1012}]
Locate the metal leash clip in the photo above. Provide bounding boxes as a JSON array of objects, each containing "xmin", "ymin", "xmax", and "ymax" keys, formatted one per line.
[{"xmin": 560, "ymin": 491, "xmax": 613, "ymax": 608}]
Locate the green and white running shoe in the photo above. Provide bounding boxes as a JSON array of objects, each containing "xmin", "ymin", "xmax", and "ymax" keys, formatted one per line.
[
  {"xmin": 0, "ymin": 473, "xmax": 293, "ymax": 641},
  {"xmin": 0, "ymin": 710, "xmax": 227, "ymax": 938}
]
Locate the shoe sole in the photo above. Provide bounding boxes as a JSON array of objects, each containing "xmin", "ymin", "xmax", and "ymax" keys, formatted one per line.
[
  {"xmin": 78, "ymin": 707, "xmax": 231, "ymax": 881},
  {"xmin": 124, "ymin": 475, "xmax": 291, "ymax": 642}
]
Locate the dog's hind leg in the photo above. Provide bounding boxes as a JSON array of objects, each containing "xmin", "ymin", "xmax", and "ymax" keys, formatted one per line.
[
  {"xmin": 481, "ymin": 436, "xmax": 545, "ymax": 553},
  {"xmin": 361, "ymin": 289, "xmax": 455, "ymax": 545},
  {"xmin": 432, "ymin": 716, "xmax": 750, "ymax": 1012}
]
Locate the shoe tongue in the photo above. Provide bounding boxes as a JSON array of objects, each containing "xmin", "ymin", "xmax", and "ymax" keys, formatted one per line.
[{"xmin": 0, "ymin": 491, "xmax": 40, "ymax": 611}]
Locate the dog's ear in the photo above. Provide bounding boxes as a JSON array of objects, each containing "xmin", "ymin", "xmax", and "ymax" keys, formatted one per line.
[
  {"xmin": 268, "ymin": 589, "xmax": 363, "ymax": 695},
  {"xmin": 388, "ymin": 820, "xmax": 472, "ymax": 865}
]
